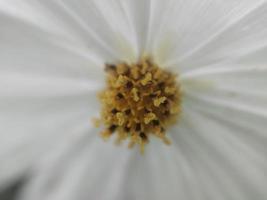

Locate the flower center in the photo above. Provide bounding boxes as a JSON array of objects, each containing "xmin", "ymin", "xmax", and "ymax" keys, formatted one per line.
[{"xmin": 95, "ymin": 57, "xmax": 182, "ymax": 153}]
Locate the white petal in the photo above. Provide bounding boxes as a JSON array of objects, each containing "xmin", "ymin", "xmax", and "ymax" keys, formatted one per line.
[
  {"xmin": 179, "ymin": 46, "xmax": 267, "ymax": 125},
  {"xmin": 179, "ymin": 1, "xmax": 267, "ymax": 71},
  {"xmin": 120, "ymin": 141, "xmax": 188, "ymax": 200},
  {"xmin": 0, "ymin": 101, "xmax": 96, "ymax": 189},
  {"xmin": 0, "ymin": 0, "xmax": 138, "ymax": 62},
  {"xmin": 0, "ymin": 11, "xmax": 104, "ymax": 189},
  {"xmin": 181, "ymin": 65, "xmax": 267, "ymax": 119},
  {"xmin": 0, "ymin": 9, "xmax": 105, "ymax": 80},
  {"xmin": 170, "ymin": 107, "xmax": 267, "ymax": 200},
  {"xmin": 18, "ymin": 134, "xmax": 194, "ymax": 200},
  {"xmin": 170, "ymin": 39, "xmax": 267, "ymax": 199},
  {"xmin": 56, "ymin": 0, "xmax": 139, "ymax": 62},
  {"xmin": 18, "ymin": 131, "xmax": 134, "ymax": 200},
  {"xmin": 18, "ymin": 125, "xmax": 96, "ymax": 200},
  {"xmin": 0, "ymin": 71, "xmax": 100, "ymax": 188},
  {"xmin": 150, "ymin": 0, "xmax": 267, "ymax": 68},
  {"xmin": 121, "ymin": 0, "xmax": 179, "ymax": 59},
  {"xmin": 174, "ymin": 57, "xmax": 267, "ymax": 198},
  {"xmin": 119, "ymin": 0, "xmax": 156, "ymax": 54}
]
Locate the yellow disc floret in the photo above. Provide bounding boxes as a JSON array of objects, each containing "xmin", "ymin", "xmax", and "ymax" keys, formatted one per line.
[{"xmin": 96, "ymin": 57, "xmax": 182, "ymax": 153}]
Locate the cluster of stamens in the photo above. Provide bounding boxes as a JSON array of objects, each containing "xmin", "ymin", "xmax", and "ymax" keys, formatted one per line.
[{"xmin": 95, "ymin": 57, "xmax": 181, "ymax": 153}]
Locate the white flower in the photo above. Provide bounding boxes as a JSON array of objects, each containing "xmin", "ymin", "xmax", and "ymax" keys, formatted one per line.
[{"xmin": 0, "ymin": 0, "xmax": 267, "ymax": 200}]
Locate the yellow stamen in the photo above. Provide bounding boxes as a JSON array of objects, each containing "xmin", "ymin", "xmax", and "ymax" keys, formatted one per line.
[
  {"xmin": 141, "ymin": 72, "xmax": 152, "ymax": 86},
  {"xmin": 153, "ymin": 96, "xmax": 167, "ymax": 107},
  {"xmin": 95, "ymin": 57, "xmax": 182, "ymax": 153},
  {"xmin": 131, "ymin": 88, "xmax": 140, "ymax": 102},
  {"xmin": 144, "ymin": 112, "xmax": 156, "ymax": 124}
]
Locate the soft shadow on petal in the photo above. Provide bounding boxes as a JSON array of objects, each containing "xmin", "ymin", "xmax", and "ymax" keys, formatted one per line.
[
  {"xmin": 119, "ymin": 0, "xmax": 153, "ymax": 56},
  {"xmin": 170, "ymin": 108, "xmax": 267, "ymax": 200},
  {"xmin": 120, "ymin": 0, "xmax": 173, "ymax": 59},
  {"xmin": 0, "ymin": 9, "xmax": 104, "ymax": 190},
  {"xmin": 171, "ymin": 40, "xmax": 267, "ymax": 199},
  {"xmin": 18, "ymin": 132, "xmax": 195, "ymax": 200},
  {"xmin": 16, "ymin": 125, "xmax": 96, "ymax": 200},
  {"xmin": 116, "ymin": 140, "xmax": 188, "ymax": 200},
  {"xmin": 18, "ymin": 132, "xmax": 136, "ymax": 200},
  {"xmin": 180, "ymin": 62, "xmax": 267, "ymax": 120},
  {"xmin": 0, "ymin": 11, "xmax": 105, "ymax": 82},
  {"xmin": 129, "ymin": 0, "xmax": 176, "ymax": 66},
  {"xmin": 0, "ymin": 11, "xmax": 104, "ymax": 188},
  {"xmin": 0, "ymin": 0, "xmax": 138, "ymax": 63},
  {"xmin": 155, "ymin": 0, "xmax": 267, "ymax": 72},
  {"xmin": 0, "ymin": 105, "xmax": 97, "ymax": 190},
  {"xmin": 54, "ymin": 0, "xmax": 139, "ymax": 62}
]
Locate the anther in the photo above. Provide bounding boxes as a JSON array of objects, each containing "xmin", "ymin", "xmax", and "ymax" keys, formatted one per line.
[
  {"xmin": 149, "ymin": 93, "xmax": 158, "ymax": 98},
  {"xmin": 162, "ymin": 100, "xmax": 169, "ymax": 107},
  {"xmin": 135, "ymin": 123, "xmax": 141, "ymax": 132},
  {"xmin": 144, "ymin": 108, "xmax": 150, "ymax": 113},
  {"xmin": 131, "ymin": 88, "xmax": 140, "ymax": 102},
  {"xmin": 144, "ymin": 113, "xmax": 156, "ymax": 124},
  {"xmin": 109, "ymin": 125, "xmax": 117, "ymax": 133},
  {"xmin": 152, "ymin": 120, "xmax": 160, "ymax": 126},
  {"xmin": 126, "ymin": 81, "xmax": 133, "ymax": 89},
  {"xmin": 164, "ymin": 110, "xmax": 170, "ymax": 116},
  {"xmin": 158, "ymin": 82, "xmax": 165, "ymax": 89},
  {"xmin": 141, "ymin": 72, "xmax": 152, "ymax": 86},
  {"xmin": 154, "ymin": 96, "xmax": 167, "ymax": 107},
  {"xmin": 124, "ymin": 109, "xmax": 131, "ymax": 115},
  {"xmin": 124, "ymin": 127, "xmax": 131, "ymax": 132},
  {"xmin": 117, "ymin": 93, "xmax": 124, "ymax": 99},
  {"xmin": 116, "ymin": 112, "xmax": 125, "ymax": 126},
  {"xmin": 139, "ymin": 132, "xmax": 147, "ymax": 141},
  {"xmin": 111, "ymin": 108, "xmax": 118, "ymax": 114}
]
